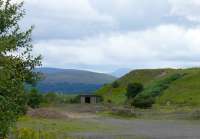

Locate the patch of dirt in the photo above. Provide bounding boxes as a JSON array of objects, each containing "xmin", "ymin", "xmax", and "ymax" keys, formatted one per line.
[
  {"xmin": 157, "ymin": 71, "xmax": 167, "ymax": 78},
  {"xmin": 27, "ymin": 107, "xmax": 98, "ymax": 119},
  {"xmin": 64, "ymin": 112, "xmax": 98, "ymax": 119},
  {"xmin": 27, "ymin": 108, "xmax": 68, "ymax": 119}
]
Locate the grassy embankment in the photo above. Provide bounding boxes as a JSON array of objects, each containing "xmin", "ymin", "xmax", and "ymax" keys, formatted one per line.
[{"xmin": 96, "ymin": 68, "xmax": 200, "ymax": 108}]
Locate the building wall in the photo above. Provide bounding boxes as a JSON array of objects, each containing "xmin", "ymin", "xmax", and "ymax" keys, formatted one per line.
[
  {"xmin": 80, "ymin": 96, "xmax": 85, "ymax": 104},
  {"xmin": 80, "ymin": 96, "xmax": 99, "ymax": 104},
  {"xmin": 91, "ymin": 97, "xmax": 96, "ymax": 104}
]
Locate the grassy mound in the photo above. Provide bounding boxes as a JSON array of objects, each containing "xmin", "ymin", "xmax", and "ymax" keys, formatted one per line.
[{"xmin": 96, "ymin": 68, "xmax": 200, "ymax": 107}]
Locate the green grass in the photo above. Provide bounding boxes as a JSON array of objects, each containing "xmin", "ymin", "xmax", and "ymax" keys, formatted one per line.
[
  {"xmin": 156, "ymin": 69, "xmax": 200, "ymax": 107},
  {"xmin": 10, "ymin": 116, "xmax": 111, "ymax": 139},
  {"xmin": 96, "ymin": 68, "xmax": 176, "ymax": 104},
  {"xmin": 97, "ymin": 68, "xmax": 200, "ymax": 107}
]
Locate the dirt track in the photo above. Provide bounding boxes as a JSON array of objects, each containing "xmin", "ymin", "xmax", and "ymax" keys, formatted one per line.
[
  {"xmin": 72, "ymin": 117, "xmax": 200, "ymax": 139},
  {"xmin": 29, "ymin": 105, "xmax": 200, "ymax": 139}
]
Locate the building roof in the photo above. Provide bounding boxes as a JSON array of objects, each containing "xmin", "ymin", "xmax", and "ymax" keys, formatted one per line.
[{"xmin": 79, "ymin": 94, "xmax": 100, "ymax": 97}]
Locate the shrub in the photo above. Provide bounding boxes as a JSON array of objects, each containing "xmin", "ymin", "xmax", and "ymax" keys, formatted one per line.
[
  {"xmin": 69, "ymin": 95, "xmax": 81, "ymax": 103},
  {"xmin": 27, "ymin": 88, "xmax": 43, "ymax": 109},
  {"xmin": 112, "ymin": 81, "xmax": 119, "ymax": 88},
  {"xmin": 126, "ymin": 83, "xmax": 143, "ymax": 99},
  {"xmin": 132, "ymin": 95, "xmax": 154, "ymax": 108},
  {"xmin": 132, "ymin": 73, "xmax": 184, "ymax": 108},
  {"xmin": 43, "ymin": 93, "xmax": 59, "ymax": 104}
]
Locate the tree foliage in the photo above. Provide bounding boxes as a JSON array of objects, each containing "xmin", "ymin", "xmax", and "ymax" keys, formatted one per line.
[
  {"xmin": 133, "ymin": 73, "xmax": 184, "ymax": 108},
  {"xmin": 27, "ymin": 88, "xmax": 43, "ymax": 109},
  {"xmin": 126, "ymin": 83, "xmax": 143, "ymax": 99},
  {"xmin": 0, "ymin": 0, "xmax": 41, "ymax": 138},
  {"xmin": 112, "ymin": 81, "xmax": 119, "ymax": 88}
]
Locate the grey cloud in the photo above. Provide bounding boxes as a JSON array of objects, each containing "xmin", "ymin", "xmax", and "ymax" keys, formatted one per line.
[{"xmin": 22, "ymin": 0, "xmax": 199, "ymax": 41}]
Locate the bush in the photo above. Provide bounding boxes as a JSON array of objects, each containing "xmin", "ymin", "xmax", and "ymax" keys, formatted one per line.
[
  {"xmin": 112, "ymin": 81, "xmax": 119, "ymax": 88},
  {"xmin": 132, "ymin": 73, "xmax": 184, "ymax": 108},
  {"xmin": 27, "ymin": 88, "xmax": 43, "ymax": 109},
  {"xmin": 132, "ymin": 95, "xmax": 154, "ymax": 108},
  {"xmin": 43, "ymin": 93, "xmax": 59, "ymax": 105},
  {"xmin": 126, "ymin": 83, "xmax": 143, "ymax": 99},
  {"xmin": 69, "ymin": 95, "xmax": 80, "ymax": 103}
]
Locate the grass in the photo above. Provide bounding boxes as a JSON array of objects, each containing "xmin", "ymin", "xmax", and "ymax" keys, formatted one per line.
[
  {"xmin": 97, "ymin": 68, "xmax": 200, "ymax": 108},
  {"xmin": 10, "ymin": 116, "xmax": 111, "ymax": 139},
  {"xmin": 156, "ymin": 69, "xmax": 200, "ymax": 107},
  {"xmin": 96, "ymin": 69, "xmax": 176, "ymax": 104}
]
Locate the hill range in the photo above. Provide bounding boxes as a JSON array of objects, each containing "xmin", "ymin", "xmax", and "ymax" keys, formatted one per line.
[{"xmin": 35, "ymin": 68, "xmax": 117, "ymax": 94}]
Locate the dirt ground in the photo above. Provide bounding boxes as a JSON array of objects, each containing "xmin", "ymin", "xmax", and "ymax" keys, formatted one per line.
[
  {"xmin": 28, "ymin": 105, "xmax": 200, "ymax": 139},
  {"xmin": 72, "ymin": 118, "xmax": 200, "ymax": 139}
]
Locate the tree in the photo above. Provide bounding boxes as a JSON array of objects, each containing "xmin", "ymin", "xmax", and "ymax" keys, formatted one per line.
[
  {"xmin": 112, "ymin": 81, "xmax": 119, "ymax": 88},
  {"xmin": 27, "ymin": 88, "xmax": 43, "ymax": 109},
  {"xmin": 126, "ymin": 83, "xmax": 143, "ymax": 99},
  {"xmin": 0, "ymin": 0, "xmax": 41, "ymax": 138}
]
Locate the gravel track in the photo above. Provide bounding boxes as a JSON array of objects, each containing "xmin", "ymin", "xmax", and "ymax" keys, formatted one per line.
[{"xmin": 72, "ymin": 117, "xmax": 200, "ymax": 139}]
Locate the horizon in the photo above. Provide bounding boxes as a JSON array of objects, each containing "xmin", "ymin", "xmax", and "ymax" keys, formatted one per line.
[
  {"xmin": 17, "ymin": 0, "xmax": 200, "ymax": 72},
  {"xmin": 37, "ymin": 66, "xmax": 200, "ymax": 74}
]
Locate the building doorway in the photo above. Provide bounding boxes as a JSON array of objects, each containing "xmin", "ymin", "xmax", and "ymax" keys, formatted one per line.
[{"xmin": 85, "ymin": 97, "xmax": 91, "ymax": 103}]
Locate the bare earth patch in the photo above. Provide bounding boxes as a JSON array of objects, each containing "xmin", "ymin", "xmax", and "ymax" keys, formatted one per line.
[{"xmin": 27, "ymin": 108, "xmax": 68, "ymax": 119}]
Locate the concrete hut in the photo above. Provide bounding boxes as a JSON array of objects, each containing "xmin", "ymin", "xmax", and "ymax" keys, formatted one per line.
[{"xmin": 80, "ymin": 95, "xmax": 101, "ymax": 104}]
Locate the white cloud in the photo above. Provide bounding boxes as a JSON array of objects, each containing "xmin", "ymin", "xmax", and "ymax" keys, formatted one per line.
[
  {"xmin": 10, "ymin": 0, "xmax": 200, "ymax": 71},
  {"xmin": 33, "ymin": 25, "xmax": 200, "ymax": 71},
  {"xmin": 169, "ymin": 0, "xmax": 200, "ymax": 22},
  {"xmin": 22, "ymin": 0, "xmax": 117, "ymax": 40}
]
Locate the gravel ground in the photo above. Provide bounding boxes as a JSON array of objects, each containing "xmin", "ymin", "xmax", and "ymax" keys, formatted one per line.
[{"xmin": 72, "ymin": 117, "xmax": 200, "ymax": 139}]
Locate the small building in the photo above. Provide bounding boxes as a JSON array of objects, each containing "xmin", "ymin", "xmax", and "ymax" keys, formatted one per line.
[{"xmin": 80, "ymin": 94, "xmax": 101, "ymax": 104}]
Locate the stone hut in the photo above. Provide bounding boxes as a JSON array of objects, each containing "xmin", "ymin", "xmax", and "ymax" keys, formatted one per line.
[{"xmin": 80, "ymin": 95, "xmax": 101, "ymax": 104}]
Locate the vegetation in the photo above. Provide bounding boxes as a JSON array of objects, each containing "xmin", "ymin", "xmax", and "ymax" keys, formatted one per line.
[
  {"xmin": 42, "ymin": 93, "xmax": 79, "ymax": 105},
  {"xmin": 133, "ymin": 73, "xmax": 184, "ymax": 108},
  {"xmin": 97, "ymin": 68, "xmax": 200, "ymax": 108},
  {"xmin": 112, "ymin": 81, "xmax": 120, "ymax": 88},
  {"xmin": 96, "ymin": 69, "xmax": 176, "ymax": 104},
  {"xmin": 36, "ymin": 68, "xmax": 116, "ymax": 93},
  {"xmin": 27, "ymin": 89, "xmax": 43, "ymax": 109},
  {"xmin": 10, "ymin": 116, "xmax": 110, "ymax": 139},
  {"xmin": 126, "ymin": 83, "xmax": 143, "ymax": 99},
  {"xmin": 156, "ymin": 69, "xmax": 200, "ymax": 107},
  {"xmin": 0, "ymin": 0, "xmax": 41, "ymax": 138}
]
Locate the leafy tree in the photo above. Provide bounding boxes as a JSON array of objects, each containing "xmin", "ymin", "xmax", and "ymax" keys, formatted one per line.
[
  {"xmin": 0, "ymin": 0, "xmax": 41, "ymax": 138},
  {"xmin": 126, "ymin": 83, "xmax": 143, "ymax": 99},
  {"xmin": 27, "ymin": 88, "xmax": 43, "ymax": 109},
  {"xmin": 132, "ymin": 73, "xmax": 184, "ymax": 108},
  {"xmin": 112, "ymin": 81, "xmax": 119, "ymax": 88}
]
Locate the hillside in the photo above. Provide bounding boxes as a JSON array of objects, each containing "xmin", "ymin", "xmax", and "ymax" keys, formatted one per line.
[
  {"xmin": 35, "ymin": 68, "xmax": 117, "ymax": 93},
  {"xmin": 96, "ymin": 68, "xmax": 200, "ymax": 107},
  {"xmin": 110, "ymin": 68, "xmax": 131, "ymax": 77}
]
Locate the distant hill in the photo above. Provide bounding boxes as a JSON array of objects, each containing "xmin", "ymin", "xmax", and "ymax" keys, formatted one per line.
[
  {"xmin": 96, "ymin": 68, "xmax": 200, "ymax": 107},
  {"xmin": 110, "ymin": 68, "xmax": 131, "ymax": 77},
  {"xmin": 35, "ymin": 68, "xmax": 117, "ymax": 94}
]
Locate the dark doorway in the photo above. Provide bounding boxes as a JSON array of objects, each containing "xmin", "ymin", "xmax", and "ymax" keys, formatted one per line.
[{"xmin": 85, "ymin": 97, "xmax": 91, "ymax": 103}]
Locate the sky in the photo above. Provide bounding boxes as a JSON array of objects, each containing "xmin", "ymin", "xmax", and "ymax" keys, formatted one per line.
[{"xmin": 18, "ymin": 0, "xmax": 200, "ymax": 72}]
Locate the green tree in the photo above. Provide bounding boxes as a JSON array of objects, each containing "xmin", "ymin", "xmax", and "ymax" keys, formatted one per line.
[
  {"xmin": 112, "ymin": 81, "xmax": 119, "ymax": 88},
  {"xmin": 27, "ymin": 88, "xmax": 43, "ymax": 109},
  {"xmin": 126, "ymin": 83, "xmax": 143, "ymax": 99},
  {"xmin": 0, "ymin": 0, "xmax": 41, "ymax": 138}
]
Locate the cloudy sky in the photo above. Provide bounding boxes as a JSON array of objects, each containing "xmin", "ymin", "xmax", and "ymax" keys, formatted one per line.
[{"xmin": 20, "ymin": 0, "xmax": 200, "ymax": 72}]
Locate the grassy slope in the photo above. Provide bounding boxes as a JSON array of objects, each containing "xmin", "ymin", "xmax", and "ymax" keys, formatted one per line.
[
  {"xmin": 96, "ymin": 68, "xmax": 176, "ymax": 104},
  {"xmin": 156, "ymin": 68, "xmax": 200, "ymax": 107},
  {"xmin": 96, "ymin": 68, "xmax": 200, "ymax": 107}
]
